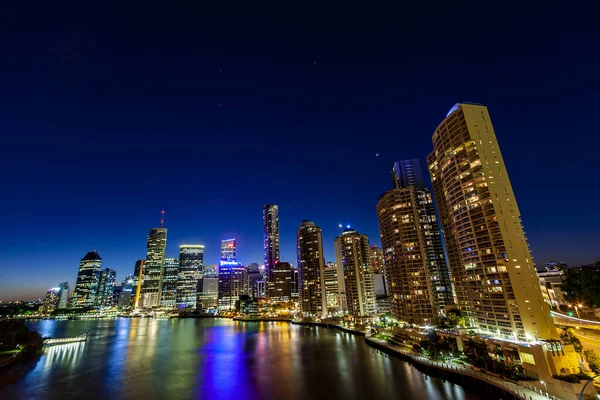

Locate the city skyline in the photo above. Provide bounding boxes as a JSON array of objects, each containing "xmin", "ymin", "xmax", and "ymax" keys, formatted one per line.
[{"xmin": 2, "ymin": 7, "xmax": 600, "ymax": 302}]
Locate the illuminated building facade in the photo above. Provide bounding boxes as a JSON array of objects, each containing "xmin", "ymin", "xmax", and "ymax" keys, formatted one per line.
[
  {"xmin": 247, "ymin": 263, "xmax": 263, "ymax": 299},
  {"xmin": 323, "ymin": 263, "xmax": 344, "ymax": 315},
  {"xmin": 71, "ymin": 251, "xmax": 102, "ymax": 307},
  {"xmin": 43, "ymin": 288, "xmax": 61, "ymax": 314},
  {"xmin": 218, "ymin": 259, "xmax": 246, "ymax": 312},
  {"xmin": 427, "ymin": 103, "xmax": 558, "ymax": 340},
  {"xmin": 221, "ymin": 239, "xmax": 236, "ymax": 260},
  {"xmin": 177, "ymin": 245, "xmax": 204, "ymax": 309},
  {"xmin": 132, "ymin": 260, "xmax": 144, "ymax": 308},
  {"xmin": 140, "ymin": 227, "xmax": 168, "ymax": 308},
  {"xmin": 118, "ymin": 275, "xmax": 135, "ymax": 307},
  {"xmin": 290, "ymin": 268, "xmax": 299, "ymax": 300},
  {"xmin": 160, "ymin": 258, "xmax": 179, "ymax": 308},
  {"xmin": 96, "ymin": 268, "xmax": 117, "ymax": 307},
  {"xmin": 263, "ymin": 204, "xmax": 280, "ymax": 297},
  {"xmin": 296, "ymin": 220, "xmax": 327, "ymax": 317},
  {"xmin": 334, "ymin": 228, "xmax": 376, "ymax": 317},
  {"xmin": 198, "ymin": 277, "xmax": 219, "ymax": 312},
  {"xmin": 369, "ymin": 245, "xmax": 385, "ymax": 273},
  {"xmin": 270, "ymin": 261, "xmax": 292, "ymax": 303},
  {"xmin": 376, "ymin": 158, "xmax": 453, "ymax": 325},
  {"xmin": 57, "ymin": 282, "xmax": 69, "ymax": 309}
]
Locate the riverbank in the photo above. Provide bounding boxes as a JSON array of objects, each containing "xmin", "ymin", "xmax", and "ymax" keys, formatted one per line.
[
  {"xmin": 365, "ymin": 335, "xmax": 550, "ymax": 400},
  {"xmin": 0, "ymin": 320, "xmax": 44, "ymax": 387}
]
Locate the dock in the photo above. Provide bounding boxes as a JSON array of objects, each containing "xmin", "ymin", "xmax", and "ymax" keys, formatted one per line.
[{"xmin": 44, "ymin": 333, "xmax": 88, "ymax": 346}]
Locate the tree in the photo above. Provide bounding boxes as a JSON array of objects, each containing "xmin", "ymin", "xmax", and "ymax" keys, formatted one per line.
[
  {"xmin": 562, "ymin": 261, "xmax": 600, "ymax": 307},
  {"xmin": 561, "ymin": 327, "xmax": 583, "ymax": 353},
  {"xmin": 439, "ymin": 308, "xmax": 466, "ymax": 329},
  {"xmin": 584, "ymin": 349, "xmax": 600, "ymax": 373}
]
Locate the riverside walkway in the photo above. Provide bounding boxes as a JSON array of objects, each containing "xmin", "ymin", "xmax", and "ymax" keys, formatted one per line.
[{"xmin": 366, "ymin": 335, "xmax": 554, "ymax": 400}]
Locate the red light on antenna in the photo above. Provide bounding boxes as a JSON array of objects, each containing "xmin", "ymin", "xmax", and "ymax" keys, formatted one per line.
[{"xmin": 161, "ymin": 210, "xmax": 165, "ymax": 214}]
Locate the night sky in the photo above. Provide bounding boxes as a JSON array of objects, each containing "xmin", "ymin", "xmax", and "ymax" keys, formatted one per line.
[{"xmin": 1, "ymin": 5, "xmax": 599, "ymax": 301}]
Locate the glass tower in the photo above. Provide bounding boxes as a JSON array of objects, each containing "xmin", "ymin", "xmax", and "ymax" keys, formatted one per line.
[
  {"xmin": 177, "ymin": 245, "xmax": 204, "ymax": 309},
  {"xmin": 71, "ymin": 251, "xmax": 102, "ymax": 308},
  {"xmin": 141, "ymin": 227, "xmax": 168, "ymax": 308}
]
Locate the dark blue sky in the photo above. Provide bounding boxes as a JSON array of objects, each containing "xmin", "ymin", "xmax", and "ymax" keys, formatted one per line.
[{"xmin": 1, "ymin": 5, "xmax": 599, "ymax": 301}]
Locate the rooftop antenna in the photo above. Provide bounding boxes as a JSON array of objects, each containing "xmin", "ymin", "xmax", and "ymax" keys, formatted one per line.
[{"xmin": 160, "ymin": 210, "xmax": 165, "ymax": 228}]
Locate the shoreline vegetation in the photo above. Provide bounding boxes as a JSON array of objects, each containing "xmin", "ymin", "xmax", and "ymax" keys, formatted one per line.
[{"xmin": 0, "ymin": 320, "xmax": 43, "ymax": 386}]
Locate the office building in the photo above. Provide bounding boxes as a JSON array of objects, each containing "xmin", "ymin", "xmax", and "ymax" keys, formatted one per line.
[
  {"xmin": 160, "ymin": 258, "xmax": 179, "ymax": 308},
  {"xmin": 427, "ymin": 103, "xmax": 558, "ymax": 340},
  {"xmin": 43, "ymin": 288, "xmax": 61, "ymax": 314},
  {"xmin": 57, "ymin": 282, "xmax": 70, "ymax": 309},
  {"xmin": 376, "ymin": 158, "xmax": 453, "ymax": 325},
  {"xmin": 197, "ymin": 277, "xmax": 219, "ymax": 312},
  {"xmin": 217, "ymin": 259, "xmax": 246, "ymax": 312},
  {"xmin": 221, "ymin": 239, "xmax": 236, "ymax": 260},
  {"xmin": 247, "ymin": 264, "xmax": 263, "ymax": 299},
  {"xmin": 270, "ymin": 261, "xmax": 292, "ymax": 303},
  {"xmin": 97, "ymin": 268, "xmax": 117, "ymax": 307},
  {"xmin": 290, "ymin": 268, "xmax": 299, "ymax": 300},
  {"xmin": 71, "ymin": 251, "xmax": 102, "ymax": 307},
  {"xmin": 334, "ymin": 227, "xmax": 376, "ymax": 317},
  {"xmin": 140, "ymin": 223, "xmax": 168, "ymax": 308},
  {"xmin": 264, "ymin": 204, "xmax": 280, "ymax": 296},
  {"xmin": 118, "ymin": 275, "xmax": 135, "ymax": 308},
  {"xmin": 296, "ymin": 220, "xmax": 327, "ymax": 318},
  {"xmin": 177, "ymin": 245, "xmax": 204, "ymax": 309}
]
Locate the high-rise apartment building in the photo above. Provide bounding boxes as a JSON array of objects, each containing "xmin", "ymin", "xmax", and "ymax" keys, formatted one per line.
[
  {"xmin": 160, "ymin": 258, "xmax": 179, "ymax": 308},
  {"xmin": 221, "ymin": 239, "xmax": 236, "ymax": 260},
  {"xmin": 334, "ymin": 228, "xmax": 376, "ymax": 317},
  {"xmin": 296, "ymin": 221, "xmax": 327, "ymax": 318},
  {"xmin": 177, "ymin": 245, "xmax": 204, "ymax": 309},
  {"xmin": 43, "ymin": 288, "xmax": 61, "ymax": 314},
  {"xmin": 71, "ymin": 251, "xmax": 102, "ymax": 307},
  {"xmin": 140, "ymin": 225, "xmax": 167, "ymax": 308},
  {"xmin": 368, "ymin": 245, "xmax": 385, "ymax": 273},
  {"xmin": 263, "ymin": 204, "xmax": 280, "ymax": 296},
  {"xmin": 96, "ymin": 268, "xmax": 117, "ymax": 307},
  {"xmin": 427, "ymin": 103, "xmax": 558, "ymax": 340},
  {"xmin": 377, "ymin": 158, "xmax": 453, "ymax": 325},
  {"xmin": 323, "ymin": 263, "xmax": 343, "ymax": 315},
  {"xmin": 270, "ymin": 261, "xmax": 292, "ymax": 303}
]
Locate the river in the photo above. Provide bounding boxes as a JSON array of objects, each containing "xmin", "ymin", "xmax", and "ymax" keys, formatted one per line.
[{"xmin": 1, "ymin": 318, "xmax": 481, "ymax": 399}]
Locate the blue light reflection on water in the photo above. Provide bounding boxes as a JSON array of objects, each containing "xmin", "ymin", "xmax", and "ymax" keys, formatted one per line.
[{"xmin": 1, "ymin": 319, "xmax": 482, "ymax": 400}]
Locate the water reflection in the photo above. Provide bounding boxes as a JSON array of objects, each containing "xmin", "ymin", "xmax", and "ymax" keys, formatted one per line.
[{"xmin": 0, "ymin": 319, "xmax": 482, "ymax": 400}]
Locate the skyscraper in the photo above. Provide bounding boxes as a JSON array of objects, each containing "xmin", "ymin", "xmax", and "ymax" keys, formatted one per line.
[
  {"xmin": 392, "ymin": 159, "xmax": 424, "ymax": 189},
  {"xmin": 160, "ymin": 258, "xmax": 179, "ymax": 308},
  {"xmin": 369, "ymin": 245, "xmax": 385, "ymax": 273},
  {"xmin": 57, "ymin": 282, "xmax": 70, "ymax": 309},
  {"xmin": 140, "ymin": 222, "xmax": 167, "ymax": 308},
  {"xmin": 427, "ymin": 103, "xmax": 558, "ymax": 341},
  {"xmin": 43, "ymin": 288, "xmax": 61, "ymax": 314},
  {"xmin": 270, "ymin": 261, "xmax": 292, "ymax": 303},
  {"xmin": 323, "ymin": 262, "xmax": 342, "ymax": 315},
  {"xmin": 376, "ymin": 158, "xmax": 453, "ymax": 325},
  {"xmin": 296, "ymin": 220, "xmax": 327, "ymax": 318},
  {"xmin": 96, "ymin": 268, "xmax": 117, "ymax": 307},
  {"xmin": 221, "ymin": 239, "xmax": 236, "ymax": 260},
  {"xmin": 263, "ymin": 204, "xmax": 280, "ymax": 296},
  {"xmin": 71, "ymin": 251, "xmax": 102, "ymax": 308},
  {"xmin": 132, "ymin": 260, "xmax": 145, "ymax": 308},
  {"xmin": 177, "ymin": 245, "xmax": 204, "ymax": 309},
  {"xmin": 334, "ymin": 227, "xmax": 376, "ymax": 317},
  {"xmin": 118, "ymin": 275, "xmax": 135, "ymax": 308},
  {"xmin": 217, "ymin": 259, "xmax": 246, "ymax": 312}
]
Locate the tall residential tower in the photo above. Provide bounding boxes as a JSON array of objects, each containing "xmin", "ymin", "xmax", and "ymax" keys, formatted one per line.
[
  {"xmin": 427, "ymin": 103, "xmax": 557, "ymax": 340},
  {"xmin": 296, "ymin": 221, "xmax": 327, "ymax": 318},
  {"xmin": 334, "ymin": 228, "xmax": 376, "ymax": 317},
  {"xmin": 376, "ymin": 159, "xmax": 453, "ymax": 325},
  {"xmin": 263, "ymin": 204, "xmax": 280, "ymax": 297}
]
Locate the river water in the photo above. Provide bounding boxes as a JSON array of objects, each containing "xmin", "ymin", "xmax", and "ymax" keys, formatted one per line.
[{"xmin": 1, "ymin": 318, "xmax": 481, "ymax": 400}]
